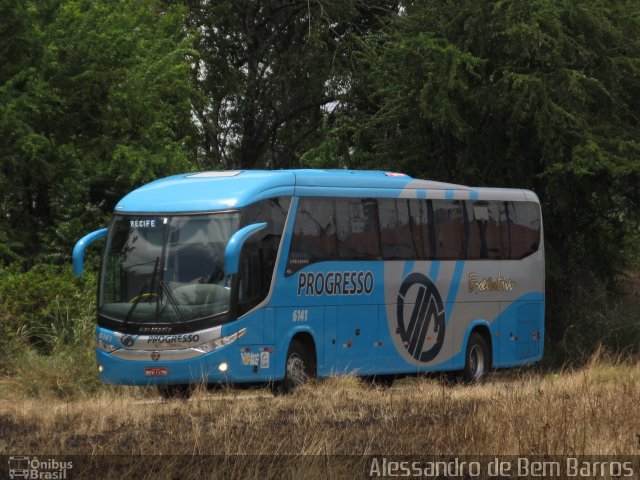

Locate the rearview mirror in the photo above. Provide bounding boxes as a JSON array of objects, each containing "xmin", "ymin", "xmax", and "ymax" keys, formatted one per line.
[
  {"xmin": 224, "ymin": 222, "xmax": 267, "ymax": 275},
  {"xmin": 72, "ymin": 228, "xmax": 108, "ymax": 276}
]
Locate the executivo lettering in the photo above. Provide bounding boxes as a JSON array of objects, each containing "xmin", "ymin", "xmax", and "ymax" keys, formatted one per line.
[{"xmin": 468, "ymin": 272, "xmax": 516, "ymax": 294}]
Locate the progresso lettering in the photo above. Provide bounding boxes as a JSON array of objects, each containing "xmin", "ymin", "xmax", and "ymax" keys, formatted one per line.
[
  {"xmin": 147, "ymin": 334, "xmax": 200, "ymax": 344},
  {"xmin": 297, "ymin": 271, "xmax": 374, "ymax": 297}
]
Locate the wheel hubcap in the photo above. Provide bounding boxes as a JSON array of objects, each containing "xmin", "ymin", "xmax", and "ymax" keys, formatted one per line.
[
  {"xmin": 469, "ymin": 345, "xmax": 485, "ymax": 380},
  {"xmin": 286, "ymin": 353, "xmax": 307, "ymax": 386}
]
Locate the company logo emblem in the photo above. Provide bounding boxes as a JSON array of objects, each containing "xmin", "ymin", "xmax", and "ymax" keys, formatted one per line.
[
  {"xmin": 396, "ymin": 273, "xmax": 446, "ymax": 362},
  {"xmin": 121, "ymin": 335, "xmax": 135, "ymax": 347},
  {"xmin": 151, "ymin": 351, "xmax": 160, "ymax": 361}
]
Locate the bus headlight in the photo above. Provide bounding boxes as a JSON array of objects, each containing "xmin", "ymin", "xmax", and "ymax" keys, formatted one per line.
[
  {"xmin": 97, "ymin": 339, "xmax": 118, "ymax": 353},
  {"xmin": 198, "ymin": 328, "xmax": 246, "ymax": 352}
]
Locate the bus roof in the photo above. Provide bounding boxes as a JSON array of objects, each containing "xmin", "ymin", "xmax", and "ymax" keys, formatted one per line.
[{"xmin": 114, "ymin": 169, "xmax": 537, "ymax": 213}]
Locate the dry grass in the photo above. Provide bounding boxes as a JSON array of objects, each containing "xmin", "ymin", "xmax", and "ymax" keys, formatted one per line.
[{"xmin": 1, "ymin": 361, "xmax": 639, "ymax": 460}]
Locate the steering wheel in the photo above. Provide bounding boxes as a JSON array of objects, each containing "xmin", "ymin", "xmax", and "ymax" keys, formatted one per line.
[{"xmin": 128, "ymin": 292, "xmax": 158, "ymax": 304}]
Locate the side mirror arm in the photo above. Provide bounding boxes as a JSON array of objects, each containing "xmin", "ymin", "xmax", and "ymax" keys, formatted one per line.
[{"xmin": 72, "ymin": 228, "xmax": 108, "ymax": 276}]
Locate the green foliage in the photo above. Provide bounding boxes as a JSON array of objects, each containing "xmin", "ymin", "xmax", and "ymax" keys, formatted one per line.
[
  {"xmin": 543, "ymin": 272, "xmax": 640, "ymax": 367},
  {"xmin": 187, "ymin": 0, "xmax": 398, "ymax": 168},
  {"xmin": 0, "ymin": 264, "xmax": 96, "ymax": 354},
  {"xmin": 0, "ymin": 0, "xmax": 200, "ymax": 265},
  {"xmin": 0, "ymin": 264, "xmax": 99, "ymax": 397}
]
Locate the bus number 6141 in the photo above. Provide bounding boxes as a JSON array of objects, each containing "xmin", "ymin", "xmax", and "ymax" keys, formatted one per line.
[{"xmin": 292, "ymin": 309, "xmax": 308, "ymax": 322}]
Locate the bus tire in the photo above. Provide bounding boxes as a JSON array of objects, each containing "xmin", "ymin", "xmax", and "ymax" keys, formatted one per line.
[
  {"xmin": 273, "ymin": 340, "xmax": 313, "ymax": 395},
  {"xmin": 158, "ymin": 384, "xmax": 192, "ymax": 400},
  {"xmin": 463, "ymin": 332, "xmax": 489, "ymax": 383}
]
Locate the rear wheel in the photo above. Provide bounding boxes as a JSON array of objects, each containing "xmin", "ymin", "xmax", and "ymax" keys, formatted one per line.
[
  {"xmin": 272, "ymin": 340, "xmax": 314, "ymax": 395},
  {"xmin": 463, "ymin": 332, "xmax": 489, "ymax": 383},
  {"xmin": 157, "ymin": 384, "xmax": 193, "ymax": 400}
]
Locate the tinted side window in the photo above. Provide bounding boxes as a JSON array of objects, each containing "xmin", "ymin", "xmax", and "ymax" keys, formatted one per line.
[
  {"xmin": 432, "ymin": 200, "xmax": 465, "ymax": 260},
  {"xmin": 485, "ymin": 202, "xmax": 507, "ymax": 259},
  {"xmin": 238, "ymin": 197, "xmax": 291, "ymax": 314},
  {"xmin": 378, "ymin": 199, "xmax": 417, "ymax": 260},
  {"xmin": 237, "ymin": 244, "xmax": 263, "ymax": 311},
  {"xmin": 408, "ymin": 199, "xmax": 435, "ymax": 259},
  {"xmin": 465, "ymin": 202, "xmax": 481, "ymax": 260},
  {"xmin": 509, "ymin": 202, "xmax": 541, "ymax": 259},
  {"xmin": 241, "ymin": 197, "xmax": 290, "ymax": 232},
  {"xmin": 467, "ymin": 201, "xmax": 507, "ymax": 259},
  {"xmin": 467, "ymin": 200, "xmax": 541, "ymax": 260},
  {"xmin": 287, "ymin": 198, "xmax": 337, "ymax": 274},
  {"xmin": 336, "ymin": 198, "xmax": 381, "ymax": 259}
]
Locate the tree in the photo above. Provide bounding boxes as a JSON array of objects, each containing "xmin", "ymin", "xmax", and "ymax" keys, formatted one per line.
[
  {"xmin": 0, "ymin": 0, "xmax": 200, "ymax": 265},
  {"xmin": 187, "ymin": 0, "xmax": 398, "ymax": 169}
]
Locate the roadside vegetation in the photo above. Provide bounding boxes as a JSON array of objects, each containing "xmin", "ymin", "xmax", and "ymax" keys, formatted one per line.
[
  {"xmin": 1, "ymin": 359, "xmax": 639, "ymax": 459},
  {"xmin": 0, "ymin": 266, "xmax": 100, "ymax": 398}
]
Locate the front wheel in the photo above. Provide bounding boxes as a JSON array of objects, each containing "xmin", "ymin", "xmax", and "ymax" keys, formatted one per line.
[
  {"xmin": 272, "ymin": 340, "xmax": 314, "ymax": 395},
  {"xmin": 463, "ymin": 332, "xmax": 489, "ymax": 383}
]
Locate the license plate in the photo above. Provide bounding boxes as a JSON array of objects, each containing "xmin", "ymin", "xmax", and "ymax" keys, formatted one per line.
[{"xmin": 145, "ymin": 367, "xmax": 168, "ymax": 377}]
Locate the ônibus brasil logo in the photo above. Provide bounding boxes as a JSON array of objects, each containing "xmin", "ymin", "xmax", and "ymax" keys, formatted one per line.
[
  {"xmin": 396, "ymin": 273, "xmax": 446, "ymax": 362},
  {"xmin": 8, "ymin": 456, "xmax": 73, "ymax": 479}
]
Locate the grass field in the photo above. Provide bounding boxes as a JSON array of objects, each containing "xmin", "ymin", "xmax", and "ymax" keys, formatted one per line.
[
  {"xmin": 2, "ymin": 359, "xmax": 639, "ymax": 468},
  {"xmin": 2, "ymin": 364, "xmax": 639, "ymax": 457}
]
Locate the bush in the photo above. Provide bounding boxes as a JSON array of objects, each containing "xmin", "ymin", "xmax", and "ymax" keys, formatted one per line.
[
  {"xmin": 0, "ymin": 264, "xmax": 99, "ymax": 397},
  {"xmin": 0, "ymin": 264, "xmax": 96, "ymax": 352},
  {"xmin": 543, "ymin": 271, "xmax": 640, "ymax": 367}
]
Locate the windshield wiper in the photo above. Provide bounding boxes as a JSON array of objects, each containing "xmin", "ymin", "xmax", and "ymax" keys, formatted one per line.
[
  {"xmin": 123, "ymin": 256, "xmax": 160, "ymax": 331},
  {"xmin": 122, "ymin": 266, "xmax": 189, "ymax": 330},
  {"xmin": 158, "ymin": 280, "xmax": 188, "ymax": 327}
]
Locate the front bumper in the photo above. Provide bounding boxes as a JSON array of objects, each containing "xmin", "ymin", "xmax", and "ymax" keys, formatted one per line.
[{"xmin": 97, "ymin": 347, "xmax": 231, "ymax": 385}]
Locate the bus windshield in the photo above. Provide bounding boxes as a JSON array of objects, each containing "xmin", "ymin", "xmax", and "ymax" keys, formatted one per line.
[{"xmin": 99, "ymin": 212, "xmax": 240, "ymax": 325}]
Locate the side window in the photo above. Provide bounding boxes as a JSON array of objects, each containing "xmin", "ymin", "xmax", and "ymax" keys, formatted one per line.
[
  {"xmin": 465, "ymin": 201, "xmax": 481, "ymax": 260},
  {"xmin": 335, "ymin": 198, "xmax": 380, "ymax": 260},
  {"xmin": 241, "ymin": 196, "xmax": 290, "ymax": 230},
  {"xmin": 509, "ymin": 202, "xmax": 541, "ymax": 259},
  {"xmin": 467, "ymin": 200, "xmax": 541, "ymax": 260},
  {"xmin": 408, "ymin": 199, "xmax": 436, "ymax": 259},
  {"xmin": 467, "ymin": 201, "xmax": 507, "ymax": 259},
  {"xmin": 432, "ymin": 200, "xmax": 465, "ymax": 260},
  {"xmin": 244, "ymin": 197, "xmax": 290, "ymax": 280},
  {"xmin": 238, "ymin": 197, "xmax": 291, "ymax": 314},
  {"xmin": 237, "ymin": 243, "xmax": 263, "ymax": 309},
  {"xmin": 287, "ymin": 198, "xmax": 337, "ymax": 274},
  {"xmin": 378, "ymin": 199, "xmax": 417, "ymax": 260}
]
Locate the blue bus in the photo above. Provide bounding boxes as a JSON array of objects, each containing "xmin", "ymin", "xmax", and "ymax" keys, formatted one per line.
[{"xmin": 73, "ymin": 170, "xmax": 544, "ymax": 397}]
